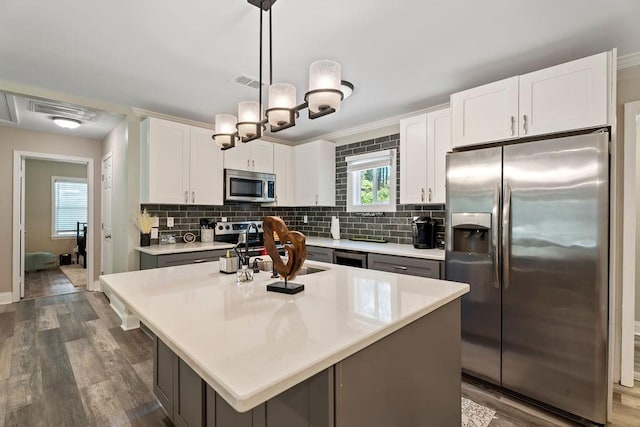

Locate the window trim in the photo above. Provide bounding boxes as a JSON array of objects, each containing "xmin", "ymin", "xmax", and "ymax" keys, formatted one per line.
[
  {"xmin": 51, "ymin": 176, "xmax": 88, "ymax": 238},
  {"xmin": 346, "ymin": 149, "xmax": 396, "ymax": 213}
]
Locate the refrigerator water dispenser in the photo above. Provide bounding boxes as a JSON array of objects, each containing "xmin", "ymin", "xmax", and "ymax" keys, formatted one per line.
[{"xmin": 451, "ymin": 213, "xmax": 491, "ymax": 255}]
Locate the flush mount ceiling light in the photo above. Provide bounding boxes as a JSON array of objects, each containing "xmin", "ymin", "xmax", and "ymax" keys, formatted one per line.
[
  {"xmin": 212, "ymin": 0, "xmax": 355, "ymax": 150},
  {"xmin": 52, "ymin": 116, "xmax": 81, "ymax": 129}
]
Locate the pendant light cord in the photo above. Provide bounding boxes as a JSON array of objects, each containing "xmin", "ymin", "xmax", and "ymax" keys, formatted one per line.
[
  {"xmin": 259, "ymin": 2, "xmax": 263, "ymax": 121},
  {"xmin": 269, "ymin": 7, "xmax": 273, "ymax": 85}
]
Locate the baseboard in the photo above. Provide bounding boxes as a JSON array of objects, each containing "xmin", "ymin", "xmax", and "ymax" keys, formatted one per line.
[
  {"xmin": 634, "ymin": 321, "xmax": 640, "ymax": 336},
  {"xmin": 0, "ymin": 292, "xmax": 13, "ymax": 305}
]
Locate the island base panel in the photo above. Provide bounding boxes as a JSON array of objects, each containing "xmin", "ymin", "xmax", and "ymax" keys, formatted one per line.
[{"xmin": 335, "ymin": 299, "xmax": 461, "ymax": 427}]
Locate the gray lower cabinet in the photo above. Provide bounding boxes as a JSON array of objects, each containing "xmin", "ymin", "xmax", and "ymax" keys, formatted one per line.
[
  {"xmin": 305, "ymin": 246, "xmax": 334, "ymax": 263},
  {"xmin": 367, "ymin": 253, "xmax": 442, "ymax": 278},
  {"xmin": 175, "ymin": 359, "xmax": 206, "ymax": 427},
  {"xmin": 154, "ymin": 337, "xmax": 176, "ymax": 420},
  {"xmin": 141, "ymin": 249, "xmax": 228, "ymax": 270}
]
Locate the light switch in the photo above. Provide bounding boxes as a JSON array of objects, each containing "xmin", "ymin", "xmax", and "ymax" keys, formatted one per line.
[
  {"xmin": 167, "ymin": 217, "xmax": 174, "ymax": 228},
  {"xmin": 303, "ymin": 215, "xmax": 308, "ymax": 223}
]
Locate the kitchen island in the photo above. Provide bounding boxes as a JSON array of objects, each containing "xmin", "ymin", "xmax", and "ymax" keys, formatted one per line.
[{"xmin": 100, "ymin": 260, "xmax": 468, "ymax": 426}]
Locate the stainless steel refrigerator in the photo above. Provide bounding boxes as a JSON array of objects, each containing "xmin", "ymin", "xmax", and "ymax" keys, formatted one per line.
[{"xmin": 445, "ymin": 131, "xmax": 609, "ymax": 424}]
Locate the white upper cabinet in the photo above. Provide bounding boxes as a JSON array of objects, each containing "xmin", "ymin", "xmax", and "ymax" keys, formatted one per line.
[
  {"xmin": 223, "ymin": 139, "xmax": 274, "ymax": 174},
  {"xmin": 518, "ymin": 52, "xmax": 608, "ymax": 137},
  {"xmin": 400, "ymin": 113, "xmax": 427, "ymax": 204},
  {"xmin": 295, "ymin": 140, "xmax": 335, "ymax": 206},
  {"xmin": 141, "ymin": 117, "xmax": 223, "ymax": 205},
  {"xmin": 272, "ymin": 143, "xmax": 295, "ymax": 206},
  {"xmin": 451, "ymin": 52, "xmax": 611, "ymax": 148},
  {"xmin": 427, "ymin": 108, "xmax": 452, "ymax": 204},
  {"xmin": 451, "ymin": 77, "xmax": 519, "ymax": 148},
  {"xmin": 400, "ymin": 108, "xmax": 451, "ymax": 205}
]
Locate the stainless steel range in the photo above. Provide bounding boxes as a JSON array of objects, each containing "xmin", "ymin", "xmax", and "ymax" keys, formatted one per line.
[{"xmin": 213, "ymin": 220, "xmax": 277, "ymax": 257}]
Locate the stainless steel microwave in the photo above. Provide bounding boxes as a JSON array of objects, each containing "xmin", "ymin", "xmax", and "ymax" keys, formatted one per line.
[{"xmin": 225, "ymin": 169, "xmax": 276, "ymax": 203}]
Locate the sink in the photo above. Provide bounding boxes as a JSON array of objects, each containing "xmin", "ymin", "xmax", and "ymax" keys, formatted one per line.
[{"xmin": 296, "ymin": 265, "xmax": 327, "ymax": 275}]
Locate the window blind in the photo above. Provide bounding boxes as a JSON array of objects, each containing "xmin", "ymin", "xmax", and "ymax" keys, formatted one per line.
[
  {"xmin": 346, "ymin": 150, "xmax": 394, "ymax": 173},
  {"xmin": 54, "ymin": 180, "xmax": 88, "ymax": 235}
]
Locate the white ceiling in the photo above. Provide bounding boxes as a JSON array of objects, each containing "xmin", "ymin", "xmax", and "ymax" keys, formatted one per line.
[{"xmin": 1, "ymin": 0, "xmax": 640, "ymax": 142}]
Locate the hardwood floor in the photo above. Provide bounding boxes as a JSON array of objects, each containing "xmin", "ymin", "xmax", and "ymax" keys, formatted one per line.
[
  {"xmin": 0, "ymin": 290, "xmax": 639, "ymax": 426},
  {"xmin": 0, "ymin": 291, "xmax": 170, "ymax": 426},
  {"xmin": 24, "ymin": 268, "xmax": 84, "ymax": 300}
]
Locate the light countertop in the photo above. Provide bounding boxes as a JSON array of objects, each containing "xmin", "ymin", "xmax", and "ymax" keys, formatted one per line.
[
  {"xmin": 305, "ymin": 236, "xmax": 445, "ymax": 261},
  {"xmin": 135, "ymin": 241, "xmax": 235, "ymax": 255},
  {"xmin": 100, "ymin": 261, "xmax": 467, "ymax": 412}
]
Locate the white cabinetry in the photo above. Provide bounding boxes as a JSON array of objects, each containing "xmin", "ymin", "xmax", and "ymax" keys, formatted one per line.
[
  {"xmin": 400, "ymin": 107, "xmax": 451, "ymax": 204},
  {"xmin": 223, "ymin": 139, "xmax": 274, "ymax": 173},
  {"xmin": 141, "ymin": 117, "xmax": 223, "ymax": 205},
  {"xmin": 294, "ymin": 140, "xmax": 335, "ymax": 206},
  {"xmin": 272, "ymin": 143, "xmax": 295, "ymax": 206},
  {"xmin": 451, "ymin": 52, "xmax": 610, "ymax": 148}
]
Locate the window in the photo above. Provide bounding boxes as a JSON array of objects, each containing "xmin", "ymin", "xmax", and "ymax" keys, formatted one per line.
[
  {"xmin": 52, "ymin": 176, "xmax": 88, "ymax": 238},
  {"xmin": 346, "ymin": 149, "xmax": 396, "ymax": 212}
]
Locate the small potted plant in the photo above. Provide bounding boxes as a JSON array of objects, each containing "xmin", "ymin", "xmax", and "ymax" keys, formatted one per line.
[{"xmin": 135, "ymin": 208, "xmax": 155, "ymax": 246}]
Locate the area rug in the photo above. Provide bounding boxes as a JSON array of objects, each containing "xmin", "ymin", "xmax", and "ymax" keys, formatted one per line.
[
  {"xmin": 59, "ymin": 264, "xmax": 87, "ymax": 288},
  {"xmin": 462, "ymin": 397, "xmax": 496, "ymax": 427}
]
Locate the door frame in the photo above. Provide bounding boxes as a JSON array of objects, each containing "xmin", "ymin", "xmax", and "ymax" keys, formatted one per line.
[
  {"xmin": 12, "ymin": 150, "xmax": 96, "ymax": 302},
  {"xmin": 621, "ymin": 100, "xmax": 640, "ymax": 386},
  {"xmin": 101, "ymin": 152, "xmax": 113, "ymax": 277}
]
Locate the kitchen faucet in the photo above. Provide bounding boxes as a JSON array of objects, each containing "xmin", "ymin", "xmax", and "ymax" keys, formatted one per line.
[{"xmin": 237, "ymin": 222, "xmax": 260, "ymax": 266}]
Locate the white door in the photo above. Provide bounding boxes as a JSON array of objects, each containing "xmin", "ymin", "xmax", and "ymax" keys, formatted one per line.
[
  {"xmin": 101, "ymin": 154, "xmax": 113, "ymax": 275},
  {"xmin": 19, "ymin": 158, "xmax": 25, "ymax": 298},
  {"xmin": 400, "ymin": 114, "xmax": 427, "ymax": 204},
  {"xmin": 189, "ymin": 126, "xmax": 223, "ymax": 205},
  {"xmin": 250, "ymin": 139, "xmax": 274, "ymax": 173},
  {"xmin": 451, "ymin": 76, "xmax": 519, "ymax": 148},
  {"xmin": 427, "ymin": 108, "xmax": 451, "ymax": 204},
  {"xmin": 273, "ymin": 144, "xmax": 294, "ymax": 206},
  {"xmin": 148, "ymin": 118, "xmax": 190, "ymax": 204},
  {"xmin": 223, "ymin": 141, "xmax": 252, "ymax": 171},
  {"xmin": 519, "ymin": 52, "xmax": 608, "ymax": 137}
]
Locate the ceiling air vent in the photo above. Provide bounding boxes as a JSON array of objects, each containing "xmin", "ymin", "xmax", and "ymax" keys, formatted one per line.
[
  {"xmin": 0, "ymin": 93, "xmax": 19, "ymax": 124},
  {"xmin": 232, "ymin": 74, "xmax": 265, "ymax": 90},
  {"xmin": 28, "ymin": 100, "xmax": 100, "ymax": 122}
]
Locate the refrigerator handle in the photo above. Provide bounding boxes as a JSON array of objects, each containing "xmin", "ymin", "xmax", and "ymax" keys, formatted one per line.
[
  {"xmin": 493, "ymin": 183, "xmax": 500, "ymax": 289},
  {"xmin": 502, "ymin": 182, "xmax": 512, "ymax": 290}
]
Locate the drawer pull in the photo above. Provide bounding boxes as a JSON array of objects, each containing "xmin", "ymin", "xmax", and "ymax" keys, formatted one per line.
[
  {"xmin": 392, "ymin": 265, "xmax": 408, "ymax": 270},
  {"xmin": 192, "ymin": 259, "xmax": 208, "ymax": 263}
]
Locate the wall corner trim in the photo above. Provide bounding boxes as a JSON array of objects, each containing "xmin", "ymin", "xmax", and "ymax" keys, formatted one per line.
[{"xmin": 0, "ymin": 292, "xmax": 13, "ymax": 305}]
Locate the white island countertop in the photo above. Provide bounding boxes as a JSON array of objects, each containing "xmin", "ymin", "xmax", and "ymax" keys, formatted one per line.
[
  {"xmin": 135, "ymin": 241, "xmax": 235, "ymax": 255},
  {"xmin": 100, "ymin": 261, "xmax": 467, "ymax": 412},
  {"xmin": 305, "ymin": 236, "xmax": 445, "ymax": 260}
]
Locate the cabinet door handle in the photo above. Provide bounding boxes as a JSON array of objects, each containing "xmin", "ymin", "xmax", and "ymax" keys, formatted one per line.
[
  {"xmin": 522, "ymin": 115, "xmax": 528, "ymax": 135},
  {"xmin": 392, "ymin": 265, "xmax": 408, "ymax": 271},
  {"xmin": 247, "ymin": 159, "xmax": 250, "ymax": 169},
  {"xmin": 275, "ymin": 195, "xmax": 278, "ymax": 205},
  {"xmin": 510, "ymin": 116, "xmax": 515, "ymax": 136},
  {"xmin": 315, "ymin": 194, "xmax": 319, "ymax": 205},
  {"xmin": 184, "ymin": 191, "xmax": 188, "ymax": 203},
  {"xmin": 192, "ymin": 191, "xmax": 195, "ymax": 204},
  {"xmin": 421, "ymin": 188, "xmax": 425, "ymax": 202},
  {"xmin": 252, "ymin": 159, "xmax": 255, "ymax": 169},
  {"xmin": 428, "ymin": 188, "xmax": 432, "ymax": 202}
]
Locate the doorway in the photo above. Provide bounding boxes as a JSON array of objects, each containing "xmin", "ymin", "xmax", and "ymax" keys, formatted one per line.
[{"xmin": 12, "ymin": 151, "xmax": 95, "ymax": 301}]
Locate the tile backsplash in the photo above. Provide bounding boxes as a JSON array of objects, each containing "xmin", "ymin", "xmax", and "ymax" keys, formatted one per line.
[{"xmin": 142, "ymin": 133, "xmax": 445, "ymax": 246}]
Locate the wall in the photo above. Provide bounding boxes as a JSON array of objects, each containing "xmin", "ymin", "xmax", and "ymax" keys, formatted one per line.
[
  {"xmin": 142, "ymin": 134, "xmax": 445, "ymax": 246},
  {"xmin": 0, "ymin": 125, "xmax": 103, "ymax": 294},
  {"xmin": 617, "ymin": 64, "xmax": 640, "ymax": 321},
  {"xmin": 24, "ymin": 159, "xmax": 87, "ymax": 257}
]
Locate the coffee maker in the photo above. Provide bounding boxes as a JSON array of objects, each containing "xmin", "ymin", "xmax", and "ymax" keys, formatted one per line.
[{"xmin": 412, "ymin": 216, "xmax": 437, "ymax": 249}]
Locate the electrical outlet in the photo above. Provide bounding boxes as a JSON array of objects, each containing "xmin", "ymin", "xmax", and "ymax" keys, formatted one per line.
[
  {"xmin": 167, "ymin": 217, "xmax": 174, "ymax": 228},
  {"xmin": 303, "ymin": 215, "xmax": 308, "ymax": 223},
  {"xmin": 152, "ymin": 217, "xmax": 159, "ymax": 227},
  {"xmin": 151, "ymin": 228, "xmax": 159, "ymax": 239},
  {"xmin": 221, "ymin": 217, "xmax": 227, "ymax": 222}
]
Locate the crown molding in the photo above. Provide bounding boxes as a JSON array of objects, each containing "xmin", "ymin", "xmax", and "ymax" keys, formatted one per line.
[
  {"xmin": 303, "ymin": 102, "xmax": 450, "ymax": 145},
  {"xmin": 618, "ymin": 52, "xmax": 640, "ymax": 70}
]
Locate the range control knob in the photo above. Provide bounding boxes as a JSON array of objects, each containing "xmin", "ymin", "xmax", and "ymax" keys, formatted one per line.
[
  {"xmin": 218, "ymin": 225, "xmax": 223, "ymax": 231},
  {"xmin": 225, "ymin": 225, "xmax": 231, "ymax": 230}
]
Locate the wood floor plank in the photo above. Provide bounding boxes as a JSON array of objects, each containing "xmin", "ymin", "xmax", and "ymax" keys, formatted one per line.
[
  {"xmin": 7, "ymin": 345, "xmax": 42, "ymax": 413},
  {"xmin": 99, "ymin": 348, "xmax": 155, "ymax": 413},
  {"xmin": 85, "ymin": 318, "xmax": 120, "ymax": 353},
  {"xmin": 108, "ymin": 326, "xmax": 153, "ymax": 365},
  {"xmin": 69, "ymin": 298, "xmax": 100, "ymax": 322},
  {"xmin": 11, "ymin": 320, "xmax": 36, "ymax": 353},
  {"xmin": 0, "ymin": 337, "xmax": 13, "ymax": 381},
  {"xmin": 132, "ymin": 358, "xmax": 155, "ymax": 393},
  {"xmin": 125, "ymin": 399, "xmax": 173, "ymax": 427},
  {"xmin": 79, "ymin": 379, "xmax": 129, "ymax": 426},
  {"xmin": 36, "ymin": 304, "xmax": 59, "ymax": 331},
  {"xmin": 0, "ymin": 378, "xmax": 7, "ymax": 425},
  {"xmin": 0, "ymin": 311, "xmax": 16, "ymax": 340},
  {"xmin": 58, "ymin": 312, "xmax": 88, "ymax": 342},
  {"xmin": 65, "ymin": 338, "xmax": 107, "ymax": 389},
  {"xmin": 38, "ymin": 328, "xmax": 89, "ymax": 426},
  {"xmin": 14, "ymin": 299, "xmax": 35, "ymax": 322},
  {"xmin": 85, "ymin": 291, "xmax": 122, "ymax": 328}
]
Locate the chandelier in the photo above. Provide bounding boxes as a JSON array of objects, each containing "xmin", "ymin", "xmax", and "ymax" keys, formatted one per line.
[{"xmin": 212, "ymin": 0, "xmax": 354, "ymax": 150}]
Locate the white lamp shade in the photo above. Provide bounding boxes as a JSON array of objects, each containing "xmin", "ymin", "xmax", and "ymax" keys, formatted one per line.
[
  {"xmin": 237, "ymin": 101, "xmax": 262, "ymax": 139},
  {"xmin": 268, "ymin": 83, "xmax": 296, "ymax": 126},
  {"xmin": 308, "ymin": 60, "xmax": 342, "ymax": 113},
  {"xmin": 214, "ymin": 114, "xmax": 237, "ymax": 146},
  {"xmin": 53, "ymin": 117, "xmax": 81, "ymax": 129}
]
